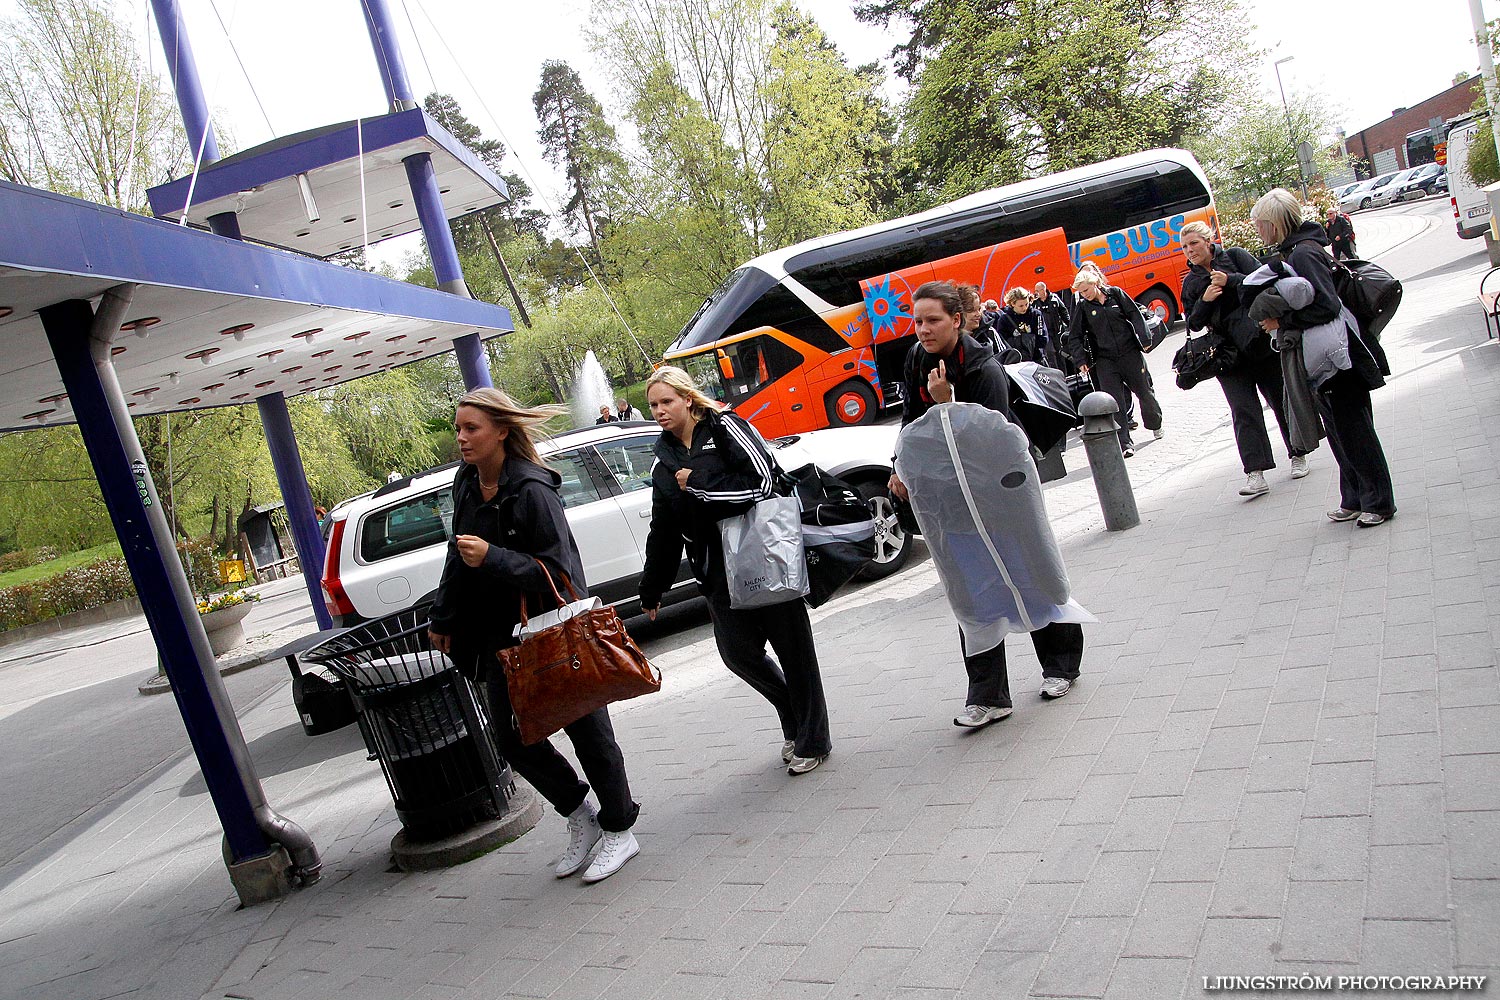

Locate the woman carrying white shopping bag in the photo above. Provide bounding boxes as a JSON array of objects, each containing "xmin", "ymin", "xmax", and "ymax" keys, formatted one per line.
[{"xmin": 637, "ymin": 366, "xmax": 833, "ymax": 775}]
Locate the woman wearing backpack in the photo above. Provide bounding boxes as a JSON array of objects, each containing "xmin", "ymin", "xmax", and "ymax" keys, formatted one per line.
[
  {"xmin": 1250, "ymin": 188, "xmax": 1395, "ymax": 527},
  {"xmin": 1178, "ymin": 220, "xmax": 1310, "ymax": 498}
]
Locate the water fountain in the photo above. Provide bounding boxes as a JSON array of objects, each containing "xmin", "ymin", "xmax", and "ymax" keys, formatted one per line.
[{"xmin": 570, "ymin": 350, "xmax": 615, "ymax": 428}]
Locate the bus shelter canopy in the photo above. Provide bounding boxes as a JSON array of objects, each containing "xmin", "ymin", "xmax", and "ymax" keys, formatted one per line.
[
  {"xmin": 0, "ymin": 180, "xmax": 513, "ymax": 432},
  {"xmin": 146, "ymin": 109, "xmax": 509, "ymax": 259}
]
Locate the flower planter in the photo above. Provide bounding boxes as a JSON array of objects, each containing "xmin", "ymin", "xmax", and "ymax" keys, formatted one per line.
[{"xmin": 200, "ymin": 601, "xmax": 253, "ymax": 656}]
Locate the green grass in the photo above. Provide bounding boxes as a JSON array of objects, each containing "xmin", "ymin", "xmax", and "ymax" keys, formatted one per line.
[{"xmin": 0, "ymin": 541, "xmax": 124, "ymax": 589}]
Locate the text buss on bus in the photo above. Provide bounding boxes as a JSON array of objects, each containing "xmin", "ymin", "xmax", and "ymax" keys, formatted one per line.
[{"xmin": 662, "ymin": 148, "xmax": 1219, "ymax": 437}]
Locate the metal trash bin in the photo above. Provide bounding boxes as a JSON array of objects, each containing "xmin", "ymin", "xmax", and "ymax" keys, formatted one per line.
[{"xmin": 301, "ymin": 601, "xmax": 514, "ymax": 841}]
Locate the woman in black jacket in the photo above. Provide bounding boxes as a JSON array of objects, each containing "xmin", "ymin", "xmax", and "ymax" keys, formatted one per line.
[
  {"xmin": 1065, "ymin": 267, "xmax": 1163, "ymax": 456},
  {"xmin": 637, "ymin": 366, "xmax": 832, "ymax": 775},
  {"xmin": 428, "ymin": 388, "xmax": 640, "ymax": 883},
  {"xmin": 994, "ymin": 286, "xmax": 1050, "ymax": 364},
  {"xmin": 1178, "ymin": 220, "xmax": 1310, "ymax": 497},
  {"xmin": 1250, "ymin": 188, "xmax": 1395, "ymax": 526}
]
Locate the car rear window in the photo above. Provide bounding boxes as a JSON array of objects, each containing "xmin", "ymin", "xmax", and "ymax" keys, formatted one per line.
[{"xmin": 361, "ymin": 488, "xmax": 454, "ymax": 562}]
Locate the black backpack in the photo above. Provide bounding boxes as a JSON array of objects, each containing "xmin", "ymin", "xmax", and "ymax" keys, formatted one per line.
[
  {"xmin": 1328, "ymin": 256, "xmax": 1402, "ymax": 340},
  {"xmin": 1293, "ymin": 240, "xmax": 1402, "ymax": 340}
]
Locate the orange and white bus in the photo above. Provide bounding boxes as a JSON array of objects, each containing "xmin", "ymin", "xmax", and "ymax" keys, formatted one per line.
[{"xmin": 663, "ymin": 148, "xmax": 1218, "ymax": 437}]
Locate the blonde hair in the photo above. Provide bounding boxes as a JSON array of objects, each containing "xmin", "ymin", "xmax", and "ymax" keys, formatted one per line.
[
  {"xmin": 1179, "ymin": 220, "xmax": 1214, "ymax": 243},
  {"xmin": 1005, "ymin": 286, "xmax": 1031, "ymax": 306},
  {"xmin": 645, "ymin": 365, "xmax": 721, "ymax": 422},
  {"xmin": 1072, "ymin": 268, "xmax": 1102, "ymax": 293},
  {"xmin": 1250, "ymin": 188, "xmax": 1304, "ymax": 246},
  {"xmin": 455, "ymin": 387, "xmax": 566, "ymax": 467}
]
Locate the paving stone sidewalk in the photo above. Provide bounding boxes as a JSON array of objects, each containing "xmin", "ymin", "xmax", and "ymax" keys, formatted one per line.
[{"xmin": 0, "ymin": 221, "xmax": 1495, "ymax": 1000}]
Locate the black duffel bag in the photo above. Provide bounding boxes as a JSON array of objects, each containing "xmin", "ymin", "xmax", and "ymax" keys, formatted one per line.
[
  {"xmin": 1172, "ymin": 331, "xmax": 1238, "ymax": 390},
  {"xmin": 777, "ymin": 463, "xmax": 878, "ymax": 608}
]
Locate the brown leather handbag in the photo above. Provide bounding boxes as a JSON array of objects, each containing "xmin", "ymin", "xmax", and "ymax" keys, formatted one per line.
[{"xmin": 498, "ymin": 559, "xmax": 660, "ymax": 745}]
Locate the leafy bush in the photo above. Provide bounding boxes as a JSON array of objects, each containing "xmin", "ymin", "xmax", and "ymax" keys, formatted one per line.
[
  {"xmin": 0, "ymin": 536, "xmax": 227, "ymax": 632},
  {"xmin": 0, "ymin": 546, "xmax": 60, "ymax": 574}
]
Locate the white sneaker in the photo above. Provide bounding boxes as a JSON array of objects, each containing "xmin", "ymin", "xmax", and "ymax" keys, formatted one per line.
[
  {"xmin": 1152, "ymin": 427, "xmax": 1165, "ymax": 440},
  {"xmin": 1040, "ymin": 677, "xmax": 1073, "ymax": 699},
  {"xmin": 781, "ymin": 740, "xmax": 796, "ymax": 764},
  {"xmin": 1289, "ymin": 455, "xmax": 1310, "ymax": 479},
  {"xmin": 554, "ymin": 802, "xmax": 601, "ymax": 878},
  {"xmin": 581, "ymin": 829, "xmax": 639, "ymax": 883},
  {"xmin": 953, "ymin": 704, "xmax": 1012, "ymax": 728},
  {"xmin": 1238, "ymin": 472, "xmax": 1269, "ymax": 497}
]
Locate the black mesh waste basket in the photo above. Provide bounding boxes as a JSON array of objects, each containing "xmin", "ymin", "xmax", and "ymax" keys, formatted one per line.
[{"xmin": 302, "ymin": 601, "xmax": 514, "ymax": 841}]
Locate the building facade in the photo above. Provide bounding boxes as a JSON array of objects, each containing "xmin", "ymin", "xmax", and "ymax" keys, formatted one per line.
[{"xmin": 1336, "ymin": 75, "xmax": 1480, "ymax": 179}]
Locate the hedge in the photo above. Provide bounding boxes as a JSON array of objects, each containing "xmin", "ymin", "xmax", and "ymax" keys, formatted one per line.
[
  {"xmin": 0, "ymin": 538, "xmax": 222, "ymax": 632},
  {"xmin": 0, "ymin": 546, "xmax": 60, "ymax": 574}
]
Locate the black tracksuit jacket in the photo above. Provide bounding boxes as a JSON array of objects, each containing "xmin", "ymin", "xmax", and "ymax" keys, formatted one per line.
[{"xmin": 638, "ymin": 409, "xmax": 777, "ymax": 608}]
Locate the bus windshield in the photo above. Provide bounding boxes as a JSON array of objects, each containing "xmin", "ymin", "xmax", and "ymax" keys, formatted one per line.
[{"xmin": 670, "ymin": 266, "xmax": 778, "ymax": 353}]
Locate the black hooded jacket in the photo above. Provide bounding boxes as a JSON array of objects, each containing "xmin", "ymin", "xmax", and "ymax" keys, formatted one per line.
[
  {"xmin": 429, "ymin": 458, "xmax": 587, "ymax": 674},
  {"xmin": 1180, "ymin": 244, "xmax": 1270, "ymax": 361},
  {"xmin": 900, "ymin": 332, "xmax": 1015, "ymax": 427},
  {"xmin": 1276, "ymin": 220, "xmax": 1389, "ymax": 389},
  {"xmin": 638, "ymin": 409, "xmax": 778, "ymax": 608}
]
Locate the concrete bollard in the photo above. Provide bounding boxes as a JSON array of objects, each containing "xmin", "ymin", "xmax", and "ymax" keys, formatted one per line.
[{"xmin": 1079, "ymin": 391, "xmax": 1140, "ymax": 531}]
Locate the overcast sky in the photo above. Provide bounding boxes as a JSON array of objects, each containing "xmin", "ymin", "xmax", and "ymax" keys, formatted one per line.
[{"xmin": 24, "ymin": 0, "xmax": 1485, "ymax": 256}]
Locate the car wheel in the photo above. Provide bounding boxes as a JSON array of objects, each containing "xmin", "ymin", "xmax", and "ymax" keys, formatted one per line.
[
  {"xmin": 1359, "ymin": 198, "xmax": 1371, "ymax": 210},
  {"xmin": 825, "ymin": 379, "xmax": 878, "ymax": 427},
  {"xmin": 1137, "ymin": 287, "xmax": 1176, "ymax": 326},
  {"xmin": 848, "ymin": 475, "xmax": 912, "ymax": 580}
]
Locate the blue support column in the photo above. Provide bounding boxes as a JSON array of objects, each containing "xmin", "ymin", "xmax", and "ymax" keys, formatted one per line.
[
  {"xmin": 150, "ymin": 0, "xmax": 221, "ymax": 165},
  {"xmin": 40, "ymin": 296, "xmax": 270, "ymax": 864},
  {"xmin": 257, "ymin": 393, "xmax": 333, "ymax": 631},
  {"xmin": 361, "ymin": 0, "xmax": 419, "ymax": 111},
  {"xmin": 362, "ymin": 0, "xmax": 494, "ymax": 391}
]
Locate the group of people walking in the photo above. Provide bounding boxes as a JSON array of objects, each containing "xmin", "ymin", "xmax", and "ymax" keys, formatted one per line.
[{"xmin": 421, "ymin": 185, "xmax": 1395, "ymax": 890}]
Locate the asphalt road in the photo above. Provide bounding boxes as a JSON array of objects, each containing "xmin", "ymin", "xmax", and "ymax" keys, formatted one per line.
[{"xmin": 0, "ymin": 192, "xmax": 1465, "ymax": 873}]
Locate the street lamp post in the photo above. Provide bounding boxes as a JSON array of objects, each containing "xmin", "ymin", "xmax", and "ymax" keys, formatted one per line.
[{"xmin": 1274, "ymin": 56, "xmax": 1309, "ymax": 199}]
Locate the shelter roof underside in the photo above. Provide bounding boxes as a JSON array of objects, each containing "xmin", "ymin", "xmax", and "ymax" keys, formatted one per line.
[{"xmin": 0, "ymin": 181, "xmax": 512, "ymax": 432}]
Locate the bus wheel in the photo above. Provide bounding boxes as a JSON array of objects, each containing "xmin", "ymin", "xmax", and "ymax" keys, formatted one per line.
[
  {"xmin": 1138, "ymin": 287, "xmax": 1177, "ymax": 325},
  {"xmin": 826, "ymin": 380, "xmax": 877, "ymax": 426}
]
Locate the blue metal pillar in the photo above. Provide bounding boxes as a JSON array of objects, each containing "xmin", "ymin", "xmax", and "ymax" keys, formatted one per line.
[
  {"xmin": 150, "ymin": 0, "xmax": 335, "ymax": 619},
  {"xmin": 258, "ymin": 393, "xmax": 333, "ymax": 631},
  {"xmin": 149, "ymin": 0, "xmax": 241, "ymax": 240},
  {"xmin": 363, "ymin": 0, "xmax": 493, "ymax": 391},
  {"xmin": 39, "ymin": 294, "xmax": 271, "ymax": 864}
]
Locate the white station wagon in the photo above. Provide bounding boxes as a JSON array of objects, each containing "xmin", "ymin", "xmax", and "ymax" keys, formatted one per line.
[{"xmin": 320, "ymin": 420, "xmax": 912, "ymax": 627}]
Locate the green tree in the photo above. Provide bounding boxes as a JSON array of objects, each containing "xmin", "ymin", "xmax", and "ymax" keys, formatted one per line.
[
  {"xmin": 857, "ymin": 0, "xmax": 1258, "ymax": 204},
  {"xmin": 1185, "ymin": 93, "xmax": 1350, "ymax": 204},
  {"xmin": 533, "ymin": 62, "xmax": 624, "ymax": 272},
  {"xmin": 0, "ymin": 0, "xmax": 184, "ymax": 209}
]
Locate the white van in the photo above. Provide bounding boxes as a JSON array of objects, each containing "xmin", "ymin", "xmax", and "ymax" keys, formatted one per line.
[{"xmin": 1445, "ymin": 112, "xmax": 1493, "ymax": 239}]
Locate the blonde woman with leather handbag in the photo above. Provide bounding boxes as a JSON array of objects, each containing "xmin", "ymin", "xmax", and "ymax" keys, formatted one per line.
[{"xmin": 427, "ymin": 388, "xmax": 641, "ymax": 883}]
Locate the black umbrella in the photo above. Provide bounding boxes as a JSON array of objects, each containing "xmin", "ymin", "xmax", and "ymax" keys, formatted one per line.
[{"xmin": 1002, "ymin": 361, "xmax": 1079, "ymax": 453}]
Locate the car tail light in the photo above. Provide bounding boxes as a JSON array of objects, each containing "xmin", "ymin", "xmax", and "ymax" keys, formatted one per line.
[{"xmin": 321, "ymin": 517, "xmax": 356, "ymax": 618}]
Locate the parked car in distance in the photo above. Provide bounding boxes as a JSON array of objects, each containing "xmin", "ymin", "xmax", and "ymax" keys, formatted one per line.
[
  {"xmin": 320, "ymin": 420, "xmax": 913, "ymax": 628},
  {"xmin": 1336, "ymin": 178, "xmax": 1380, "ymax": 213},
  {"xmin": 1364, "ymin": 170, "xmax": 1414, "ymax": 210},
  {"xmin": 1393, "ymin": 162, "xmax": 1446, "ymax": 201}
]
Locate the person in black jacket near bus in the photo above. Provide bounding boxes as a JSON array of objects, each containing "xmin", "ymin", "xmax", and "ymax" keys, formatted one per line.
[
  {"xmin": 637, "ymin": 366, "xmax": 833, "ymax": 775},
  {"xmin": 1178, "ymin": 220, "xmax": 1311, "ymax": 497},
  {"xmin": 1065, "ymin": 268, "xmax": 1163, "ymax": 456},
  {"xmin": 887, "ymin": 280, "xmax": 1084, "ymax": 727},
  {"xmin": 429, "ymin": 388, "xmax": 640, "ymax": 884}
]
